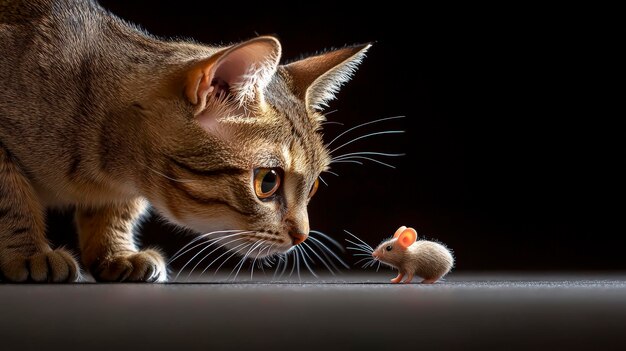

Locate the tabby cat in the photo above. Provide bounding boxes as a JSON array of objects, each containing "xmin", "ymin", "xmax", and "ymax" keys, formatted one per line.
[{"xmin": 0, "ymin": 0, "xmax": 369, "ymax": 282}]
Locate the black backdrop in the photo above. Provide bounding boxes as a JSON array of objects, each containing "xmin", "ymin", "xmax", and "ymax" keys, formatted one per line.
[{"xmin": 47, "ymin": 1, "xmax": 623, "ymax": 271}]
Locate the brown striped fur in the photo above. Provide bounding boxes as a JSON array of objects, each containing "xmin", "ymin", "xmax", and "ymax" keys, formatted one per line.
[{"xmin": 0, "ymin": 0, "xmax": 369, "ymax": 282}]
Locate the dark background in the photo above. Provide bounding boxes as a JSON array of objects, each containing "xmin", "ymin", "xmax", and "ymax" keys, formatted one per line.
[{"xmin": 48, "ymin": 1, "xmax": 623, "ymax": 271}]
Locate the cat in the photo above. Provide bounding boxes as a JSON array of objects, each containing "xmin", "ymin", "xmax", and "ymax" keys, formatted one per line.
[{"xmin": 0, "ymin": 0, "xmax": 370, "ymax": 282}]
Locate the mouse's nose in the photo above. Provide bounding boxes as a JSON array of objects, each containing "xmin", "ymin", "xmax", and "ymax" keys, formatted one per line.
[
  {"xmin": 289, "ymin": 231, "xmax": 308, "ymax": 246},
  {"xmin": 372, "ymin": 252, "xmax": 379, "ymax": 258}
]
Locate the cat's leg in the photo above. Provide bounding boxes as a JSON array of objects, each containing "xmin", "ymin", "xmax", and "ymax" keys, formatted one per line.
[
  {"xmin": 76, "ymin": 198, "xmax": 167, "ymax": 282},
  {"xmin": 0, "ymin": 145, "xmax": 79, "ymax": 282}
]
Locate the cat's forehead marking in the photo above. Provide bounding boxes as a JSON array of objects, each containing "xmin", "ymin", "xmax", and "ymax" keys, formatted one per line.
[{"xmin": 263, "ymin": 73, "xmax": 329, "ymax": 178}]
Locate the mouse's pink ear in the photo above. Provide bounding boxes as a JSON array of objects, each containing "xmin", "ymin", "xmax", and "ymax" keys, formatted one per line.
[
  {"xmin": 397, "ymin": 228, "xmax": 417, "ymax": 249},
  {"xmin": 393, "ymin": 226, "xmax": 407, "ymax": 239}
]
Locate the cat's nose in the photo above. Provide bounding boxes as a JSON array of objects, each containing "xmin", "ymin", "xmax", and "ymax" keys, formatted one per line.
[{"xmin": 289, "ymin": 231, "xmax": 308, "ymax": 246}]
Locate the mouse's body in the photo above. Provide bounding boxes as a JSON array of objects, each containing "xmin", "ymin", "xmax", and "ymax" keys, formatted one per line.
[{"xmin": 372, "ymin": 226, "xmax": 454, "ymax": 284}]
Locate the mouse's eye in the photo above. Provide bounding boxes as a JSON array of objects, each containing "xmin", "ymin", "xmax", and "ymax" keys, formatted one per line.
[{"xmin": 386, "ymin": 245, "xmax": 392, "ymax": 251}]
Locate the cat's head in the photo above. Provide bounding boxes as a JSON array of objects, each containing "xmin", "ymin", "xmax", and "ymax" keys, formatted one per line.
[{"xmin": 138, "ymin": 37, "xmax": 369, "ymax": 257}]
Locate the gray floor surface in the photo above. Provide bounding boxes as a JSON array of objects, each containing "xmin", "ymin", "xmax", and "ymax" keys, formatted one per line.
[{"xmin": 2, "ymin": 273, "xmax": 626, "ymax": 350}]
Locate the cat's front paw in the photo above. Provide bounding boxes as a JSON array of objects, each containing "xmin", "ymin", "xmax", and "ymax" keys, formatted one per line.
[
  {"xmin": 0, "ymin": 249, "xmax": 80, "ymax": 283},
  {"xmin": 90, "ymin": 249, "xmax": 167, "ymax": 283}
]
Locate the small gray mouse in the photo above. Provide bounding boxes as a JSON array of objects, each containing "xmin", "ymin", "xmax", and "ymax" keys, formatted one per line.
[{"xmin": 372, "ymin": 226, "xmax": 454, "ymax": 284}]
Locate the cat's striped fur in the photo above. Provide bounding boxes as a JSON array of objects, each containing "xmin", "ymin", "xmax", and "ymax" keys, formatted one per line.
[{"xmin": 0, "ymin": 0, "xmax": 369, "ymax": 282}]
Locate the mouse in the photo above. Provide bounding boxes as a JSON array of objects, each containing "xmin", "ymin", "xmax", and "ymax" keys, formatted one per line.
[{"xmin": 372, "ymin": 226, "xmax": 454, "ymax": 284}]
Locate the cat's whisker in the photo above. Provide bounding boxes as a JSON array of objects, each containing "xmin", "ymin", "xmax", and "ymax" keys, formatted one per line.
[
  {"xmin": 200, "ymin": 241, "xmax": 250, "ymax": 276},
  {"xmin": 179, "ymin": 232, "xmax": 251, "ymax": 276},
  {"xmin": 352, "ymin": 253, "xmax": 373, "ymax": 257},
  {"xmin": 289, "ymin": 249, "xmax": 297, "ymax": 278},
  {"xmin": 250, "ymin": 242, "xmax": 271, "ymax": 280},
  {"xmin": 344, "ymin": 230, "xmax": 374, "ymax": 251},
  {"xmin": 295, "ymin": 247, "xmax": 302, "ymax": 281},
  {"xmin": 331, "ymin": 160, "xmax": 363, "ymax": 165},
  {"xmin": 173, "ymin": 233, "xmax": 247, "ymax": 281},
  {"xmin": 215, "ymin": 242, "xmax": 255, "ymax": 278},
  {"xmin": 308, "ymin": 236, "xmax": 350, "ymax": 269},
  {"xmin": 277, "ymin": 253, "xmax": 289, "ymax": 279},
  {"xmin": 332, "ymin": 155, "xmax": 396, "ymax": 169},
  {"xmin": 318, "ymin": 175, "xmax": 329, "ymax": 187},
  {"xmin": 309, "ymin": 238, "xmax": 341, "ymax": 272},
  {"xmin": 310, "ymin": 230, "xmax": 345, "ymax": 252},
  {"xmin": 321, "ymin": 109, "xmax": 339, "ymax": 118},
  {"xmin": 180, "ymin": 235, "xmax": 249, "ymax": 281},
  {"xmin": 326, "ymin": 115, "xmax": 406, "ymax": 147},
  {"xmin": 331, "ymin": 151, "xmax": 406, "ymax": 160},
  {"xmin": 323, "ymin": 170, "xmax": 340, "ymax": 177},
  {"xmin": 229, "ymin": 240, "xmax": 264, "ymax": 281},
  {"xmin": 169, "ymin": 229, "xmax": 245, "ymax": 264},
  {"xmin": 297, "ymin": 245, "xmax": 318, "ymax": 278},
  {"xmin": 140, "ymin": 161, "xmax": 196, "ymax": 184},
  {"xmin": 329, "ymin": 130, "xmax": 405, "ymax": 156},
  {"xmin": 302, "ymin": 241, "xmax": 336, "ymax": 275}
]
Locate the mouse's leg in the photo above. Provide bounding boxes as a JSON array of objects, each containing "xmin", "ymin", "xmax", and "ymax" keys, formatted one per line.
[
  {"xmin": 390, "ymin": 272, "xmax": 404, "ymax": 283},
  {"xmin": 403, "ymin": 273, "xmax": 414, "ymax": 284},
  {"xmin": 421, "ymin": 278, "xmax": 438, "ymax": 284}
]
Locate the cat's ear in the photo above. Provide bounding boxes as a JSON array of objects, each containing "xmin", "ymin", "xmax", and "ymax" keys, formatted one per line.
[
  {"xmin": 284, "ymin": 43, "xmax": 371, "ymax": 111},
  {"xmin": 184, "ymin": 36, "xmax": 282, "ymax": 114},
  {"xmin": 397, "ymin": 228, "xmax": 417, "ymax": 249}
]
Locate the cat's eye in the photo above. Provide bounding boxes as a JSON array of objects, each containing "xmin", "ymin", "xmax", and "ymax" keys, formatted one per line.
[
  {"xmin": 386, "ymin": 245, "xmax": 392, "ymax": 251},
  {"xmin": 253, "ymin": 168, "xmax": 281, "ymax": 200},
  {"xmin": 308, "ymin": 178, "xmax": 320, "ymax": 198}
]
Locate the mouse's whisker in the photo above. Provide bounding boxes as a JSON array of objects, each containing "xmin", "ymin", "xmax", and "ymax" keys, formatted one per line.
[
  {"xmin": 347, "ymin": 247, "xmax": 373, "ymax": 256},
  {"xmin": 354, "ymin": 257, "xmax": 373, "ymax": 266},
  {"xmin": 362, "ymin": 259, "xmax": 376, "ymax": 268},
  {"xmin": 344, "ymin": 230, "xmax": 374, "ymax": 251},
  {"xmin": 345, "ymin": 240, "xmax": 373, "ymax": 252}
]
